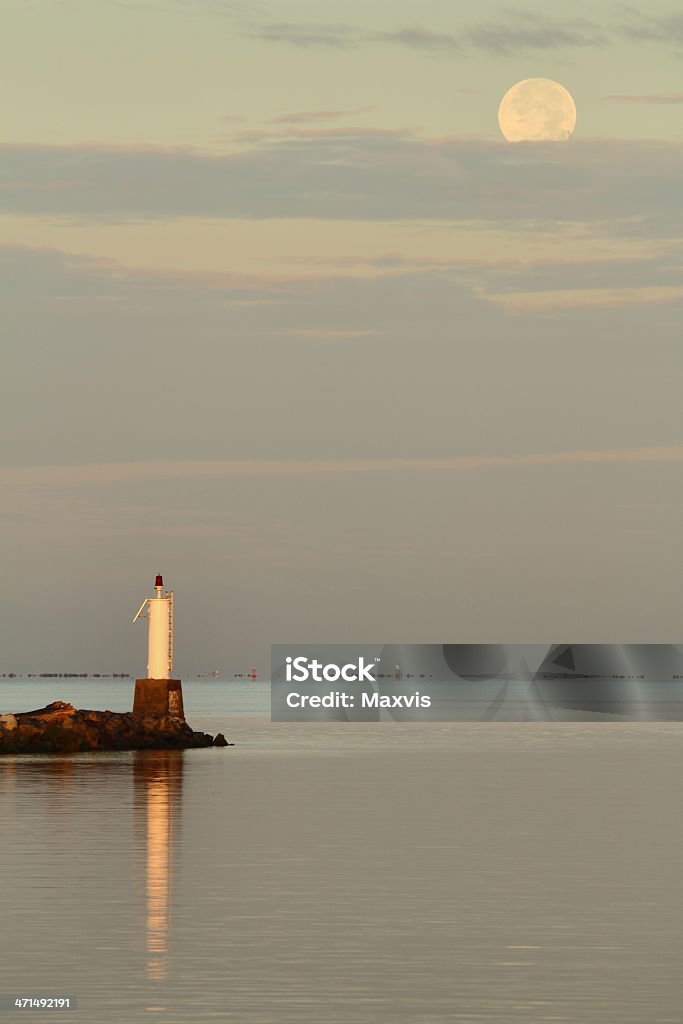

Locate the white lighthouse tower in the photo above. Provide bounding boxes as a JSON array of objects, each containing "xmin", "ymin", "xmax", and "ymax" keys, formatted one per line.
[{"xmin": 133, "ymin": 575, "xmax": 184, "ymax": 720}]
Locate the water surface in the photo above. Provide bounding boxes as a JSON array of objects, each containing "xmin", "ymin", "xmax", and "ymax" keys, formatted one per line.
[{"xmin": 1, "ymin": 681, "xmax": 681, "ymax": 1022}]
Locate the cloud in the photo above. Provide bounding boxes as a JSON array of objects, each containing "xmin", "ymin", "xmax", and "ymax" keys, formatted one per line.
[
  {"xmin": 5, "ymin": 446, "xmax": 683, "ymax": 490},
  {"xmin": 374, "ymin": 27, "xmax": 461, "ymax": 52},
  {"xmin": 71, "ymin": 2, "xmax": 683, "ymax": 57},
  {"xmin": 248, "ymin": 8, "xmax": 683, "ymax": 58},
  {"xmin": 465, "ymin": 251, "xmax": 683, "ymax": 298},
  {"xmin": 111, "ymin": 0, "xmax": 259, "ymax": 15},
  {"xmin": 307, "ymin": 248, "xmax": 683, "ymax": 283},
  {"xmin": 6, "ymin": 237, "xmax": 683, "ymax": 316},
  {"xmin": 616, "ymin": 6, "xmax": 683, "ymax": 43},
  {"xmin": 230, "ymin": 124, "xmax": 414, "ymax": 143},
  {"xmin": 465, "ymin": 17, "xmax": 607, "ymax": 54},
  {"xmin": 603, "ymin": 93, "xmax": 683, "ymax": 104},
  {"xmin": 255, "ymin": 21, "xmax": 361, "ymax": 48},
  {"xmin": 252, "ymin": 14, "xmax": 609, "ymax": 55},
  {"xmin": 0, "ymin": 243, "xmax": 295, "ymax": 300},
  {"xmin": 268, "ymin": 107, "xmax": 374, "ymax": 125},
  {"xmin": 3, "ymin": 136, "xmax": 683, "ymax": 235},
  {"xmin": 2, "ymin": 245, "xmax": 681, "ymax": 480},
  {"xmin": 5, "ymin": 225, "xmax": 683, "ymax": 322},
  {"xmin": 277, "ymin": 245, "xmax": 683, "ymax": 311},
  {"xmin": 270, "ymin": 328, "xmax": 380, "ymax": 339},
  {"xmin": 493, "ymin": 284, "xmax": 683, "ymax": 312}
]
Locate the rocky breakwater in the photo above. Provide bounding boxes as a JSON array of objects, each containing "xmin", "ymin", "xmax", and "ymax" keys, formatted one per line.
[{"xmin": 0, "ymin": 701, "xmax": 230, "ymax": 755}]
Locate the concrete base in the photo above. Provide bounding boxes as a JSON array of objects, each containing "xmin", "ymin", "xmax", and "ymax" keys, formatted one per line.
[{"xmin": 133, "ymin": 679, "xmax": 184, "ymax": 721}]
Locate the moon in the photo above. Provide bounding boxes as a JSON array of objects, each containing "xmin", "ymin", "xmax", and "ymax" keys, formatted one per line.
[{"xmin": 498, "ymin": 78, "xmax": 577, "ymax": 142}]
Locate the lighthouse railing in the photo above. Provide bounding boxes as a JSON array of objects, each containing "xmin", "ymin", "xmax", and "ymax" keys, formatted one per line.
[{"xmin": 168, "ymin": 592, "xmax": 174, "ymax": 674}]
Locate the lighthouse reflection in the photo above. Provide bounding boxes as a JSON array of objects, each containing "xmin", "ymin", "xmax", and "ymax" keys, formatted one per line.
[{"xmin": 134, "ymin": 751, "xmax": 184, "ymax": 986}]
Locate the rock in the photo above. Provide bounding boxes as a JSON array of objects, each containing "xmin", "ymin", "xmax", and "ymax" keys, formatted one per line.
[
  {"xmin": 212, "ymin": 733, "xmax": 231, "ymax": 746},
  {"xmin": 0, "ymin": 702, "xmax": 231, "ymax": 756}
]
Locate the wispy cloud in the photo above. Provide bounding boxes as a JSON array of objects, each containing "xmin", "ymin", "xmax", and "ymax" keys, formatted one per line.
[
  {"xmin": 374, "ymin": 26, "xmax": 461, "ymax": 52},
  {"xmin": 249, "ymin": 8, "xmax": 683, "ymax": 57},
  {"xmin": 111, "ymin": 0, "xmax": 259, "ymax": 15},
  {"xmin": 494, "ymin": 284, "xmax": 683, "ymax": 313},
  {"xmin": 617, "ymin": 6, "xmax": 683, "ymax": 43},
  {"xmin": 0, "ymin": 243, "xmax": 301, "ymax": 299},
  {"xmin": 5, "ymin": 228, "xmax": 683, "ymax": 317},
  {"xmin": 82, "ymin": 2, "xmax": 683, "ymax": 57},
  {"xmin": 256, "ymin": 21, "xmax": 360, "ymax": 48},
  {"xmin": 270, "ymin": 328, "xmax": 380, "ymax": 339},
  {"xmin": 465, "ymin": 17, "xmax": 607, "ymax": 54},
  {"xmin": 229, "ymin": 124, "xmax": 419, "ymax": 143},
  {"xmin": 252, "ymin": 13, "xmax": 609, "ymax": 55},
  {"xmin": 603, "ymin": 93, "xmax": 683, "ymax": 104},
  {"xmin": 5, "ymin": 446, "xmax": 683, "ymax": 490},
  {"xmin": 268, "ymin": 106, "xmax": 374, "ymax": 125},
  {"xmin": 2, "ymin": 245, "xmax": 680, "ymax": 485}
]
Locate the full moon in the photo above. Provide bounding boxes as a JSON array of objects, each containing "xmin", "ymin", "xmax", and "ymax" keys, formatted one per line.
[{"xmin": 498, "ymin": 78, "xmax": 577, "ymax": 142}]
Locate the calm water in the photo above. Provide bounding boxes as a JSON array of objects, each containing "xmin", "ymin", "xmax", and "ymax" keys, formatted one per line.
[{"xmin": 0, "ymin": 680, "xmax": 681, "ymax": 1023}]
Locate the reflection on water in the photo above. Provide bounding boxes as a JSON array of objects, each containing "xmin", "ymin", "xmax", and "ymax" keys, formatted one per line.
[
  {"xmin": 134, "ymin": 752, "xmax": 183, "ymax": 989},
  {"xmin": 0, "ymin": 750, "xmax": 188, "ymax": 1020},
  {"xmin": 0, "ymin": 722, "xmax": 682, "ymax": 1023}
]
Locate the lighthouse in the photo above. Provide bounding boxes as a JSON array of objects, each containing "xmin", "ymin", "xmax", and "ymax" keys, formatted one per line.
[{"xmin": 133, "ymin": 575, "xmax": 184, "ymax": 720}]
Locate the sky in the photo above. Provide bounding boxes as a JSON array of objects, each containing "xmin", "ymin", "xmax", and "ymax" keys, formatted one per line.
[{"xmin": 1, "ymin": 0, "xmax": 682, "ymax": 675}]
